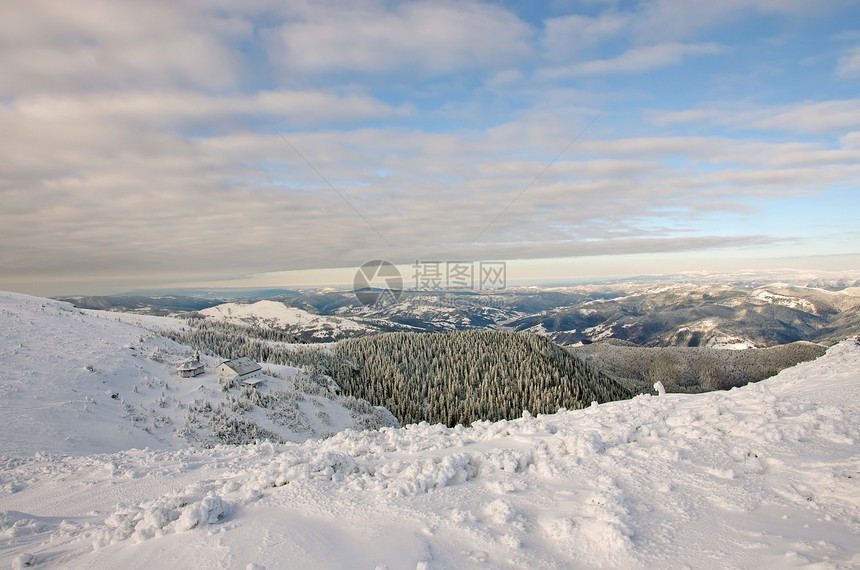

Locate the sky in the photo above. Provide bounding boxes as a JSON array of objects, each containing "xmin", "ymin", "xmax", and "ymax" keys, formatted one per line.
[{"xmin": 1, "ymin": 0, "xmax": 859, "ymax": 296}]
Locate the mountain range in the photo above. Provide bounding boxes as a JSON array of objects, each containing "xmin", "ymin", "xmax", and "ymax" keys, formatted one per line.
[{"xmin": 60, "ymin": 277, "xmax": 860, "ymax": 347}]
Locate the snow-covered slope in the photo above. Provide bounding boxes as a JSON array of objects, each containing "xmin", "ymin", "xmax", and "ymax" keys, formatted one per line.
[
  {"xmin": 2, "ymin": 302, "xmax": 859, "ymax": 568},
  {"xmin": 0, "ymin": 292, "xmax": 393, "ymax": 457},
  {"xmin": 199, "ymin": 300, "xmax": 377, "ymax": 341}
]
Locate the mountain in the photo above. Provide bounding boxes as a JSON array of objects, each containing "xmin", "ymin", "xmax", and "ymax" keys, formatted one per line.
[
  {"xmin": 1, "ymin": 312, "xmax": 858, "ymax": 568},
  {"xmin": 0, "ymin": 292, "xmax": 395, "ymax": 456},
  {"xmin": 55, "ymin": 294, "xmax": 222, "ymax": 316},
  {"xmin": 57, "ymin": 277, "xmax": 860, "ymax": 348},
  {"xmin": 205, "ymin": 281, "xmax": 860, "ymax": 347},
  {"xmin": 507, "ymin": 282, "xmax": 860, "ymax": 347},
  {"xmin": 199, "ymin": 300, "xmax": 378, "ymax": 341}
]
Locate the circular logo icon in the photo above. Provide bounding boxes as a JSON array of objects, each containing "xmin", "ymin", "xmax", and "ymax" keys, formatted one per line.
[{"xmin": 353, "ymin": 259, "xmax": 403, "ymax": 307}]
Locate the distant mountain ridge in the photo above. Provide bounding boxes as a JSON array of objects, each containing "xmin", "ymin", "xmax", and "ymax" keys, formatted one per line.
[
  {"xmin": 56, "ymin": 294, "xmax": 221, "ymax": 315},
  {"xmin": 58, "ymin": 278, "xmax": 860, "ymax": 348},
  {"xmin": 509, "ymin": 283, "xmax": 860, "ymax": 348}
]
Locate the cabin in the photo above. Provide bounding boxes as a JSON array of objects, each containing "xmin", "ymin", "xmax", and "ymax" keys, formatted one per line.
[
  {"xmin": 215, "ymin": 357, "xmax": 262, "ymax": 382},
  {"xmin": 243, "ymin": 377, "xmax": 266, "ymax": 389},
  {"xmin": 176, "ymin": 351, "xmax": 204, "ymax": 377},
  {"xmin": 177, "ymin": 360, "xmax": 205, "ymax": 378}
]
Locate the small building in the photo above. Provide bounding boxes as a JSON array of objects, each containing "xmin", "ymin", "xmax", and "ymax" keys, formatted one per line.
[
  {"xmin": 176, "ymin": 351, "xmax": 204, "ymax": 377},
  {"xmin": 177, "ymin": 360, "xmax": 205, "ymax": 378},
  {"xmin": 215, "ymin": 357, "xmax": 262, "ymax": 382},
  {"xmin": 243, "ymin": 377, "xmax": 266, "ymax": 389}
]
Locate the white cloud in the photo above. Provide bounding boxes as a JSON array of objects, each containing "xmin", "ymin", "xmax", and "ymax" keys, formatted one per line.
[
  {"xmin": 542, "ymin": 12, "xmax": 630, "ymax": 57},
  {"xmin": 841, "ymin": 131, "xmax": 860, "ymax": 148},
  {"xmin": 539, "ymin": 42, "xmax": 724, "ymax": 78},
  {"xmin": 1, "ymin": 0, "xmax": 857, "ymax": 294},
  {"xmin": 8, "ymin": 89, "xmax": 412, "ymax": 130},
  {"xmin": 651, "ymin": 99, "xmax": 860, "ymax": 134},
  {"xmin": 265, "ymin": 1, "xmax": 533, "ymax": 75},
  {"xmin": 3, "ymin": 88, "xmax": 852, "ymax": 293},
  {"xmin": 631, "ymin": 0, "xmax": 842, "ymax": 41},
  {"xmin": 752, "ymin": 100, "xmax": 860, "ymax": 133},
  {"xmin": 836, "ymin": 46, "xmax": 860, "ymax": 78},
  {"xmin": 0, "ymin": 0, "xmax": 248, "ymax": 95}
]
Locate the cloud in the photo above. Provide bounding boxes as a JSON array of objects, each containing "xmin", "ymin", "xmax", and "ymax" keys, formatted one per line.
[
  {"xmin": 2, "ymin": 70, "xmax": 853, "ymax": 294},
  {"xmin": 542, "ymin": 12, "xmax": 630, "ymax": 57},
  {"xmin": 264, "ymin": 1, "xmax": 533, "ymax": 76},
  {"xmin": 841, "ymin": 131, "xmax": 860, "ymax": 148},
  {"xmin": 539, "ymin": 0, "xmax": 836, "ymax": 52},
  {"xmin": 650, "ymin": 99, "xmax": 860, "ymax": 134},
  {"xmin": 7, "ymin": 89, "xmax": 413, "ymax": 131},
  {"xmin": 2, "ymin": 91, "xmax": 847, "ymax": 294},
  {"xmin": 748, "ymin": 100, "xmax": 860, "ymax": 133},
  {"xmin": 1, "ymin": 0, "xmax": 857, "ymax": 295},
  {"xmin": 1, "ymin": 0, "xmax": 534, "ymax": 95},
  {"xmin": 836, "ymin": 46, "xmax": 860, "ymax": 78},
  {"xmin": 539, "ymin": 42, "xmax": 724, "ymax": 78},
  {"xmin": 0, "ymin": 0, "xmax": 249, "ymax": 95},
  {"xmin": 630, "ymin": 0, "xmax": 843, "ymax": 41}
]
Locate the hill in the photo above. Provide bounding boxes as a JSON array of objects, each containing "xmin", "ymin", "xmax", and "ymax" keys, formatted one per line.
[
  {"xmin": 198, "ymin": 300, "xmax": 379, "ymax": 341},
  {"xmin": 329, "ymin": 330, "xmax": 633, "ymax": 426},
  {"xmin": 570, "ymin": 340, "xmax": 827, "ymax": 393},
  {"xmin": 0, "ymin": 292, "xmax": 395, "ymax": 456}
]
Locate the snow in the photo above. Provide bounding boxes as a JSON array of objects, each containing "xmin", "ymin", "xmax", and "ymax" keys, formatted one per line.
[
  {"xmin": 2, "ymin": 292, "xmax": 860, "ymax": 568},
  {"xmin": 674, "ymin": 319, "xmax": 757, "ymax": 350},
  {"xmin": 583, "ymin": 321, "xmax": 617, "ymax": 342},
  {"xmin": 0, "ymin": 292, "xmax": 391, "ymax": 456},
  {"xmin": 200, "ymin": 300, "xmax": 371, "ymax": 339},
  {"xmin": 754, "ymin": 290, "xmax": 818, "ymax": 314}
]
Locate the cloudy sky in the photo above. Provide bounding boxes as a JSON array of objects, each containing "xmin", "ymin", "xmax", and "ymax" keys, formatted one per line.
[{"xmin": 2, "ymin": 0, "xmax": 859, "ymax": 295}]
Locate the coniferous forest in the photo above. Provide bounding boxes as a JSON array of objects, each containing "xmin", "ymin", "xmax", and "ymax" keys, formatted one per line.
[
  {"xmin": 329, "ymin": 330, "xmax": 633, "ymax": 427},
  {"xmin": 165, "ymin": 319, "xmax": 825, "ymax": 429},
  {"xmin": 164, "ymin": 322, "xmax": 633, "ymax": 427}
]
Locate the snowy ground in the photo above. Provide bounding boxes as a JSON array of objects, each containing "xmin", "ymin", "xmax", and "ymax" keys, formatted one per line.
[
  {"xmin": 2, "ymin": 294, "xmax": 860, "ymax": 568},
  {"xmin": 0, "ymin": 292, "xmax": 393, "ymax": 456}
]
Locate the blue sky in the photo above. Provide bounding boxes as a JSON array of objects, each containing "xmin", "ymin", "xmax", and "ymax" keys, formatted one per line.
[{"xmin": 1, "ymin": 0, "xmax": 859, "ymax": 295}]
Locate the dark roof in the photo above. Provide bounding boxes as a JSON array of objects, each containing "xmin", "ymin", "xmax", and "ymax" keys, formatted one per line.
[{"xmin": 219, "ymin": 357, "xmax": 261, "ymax": 376}]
